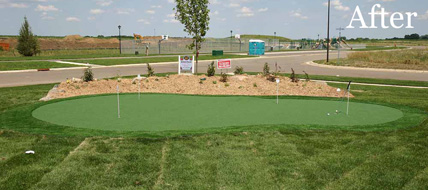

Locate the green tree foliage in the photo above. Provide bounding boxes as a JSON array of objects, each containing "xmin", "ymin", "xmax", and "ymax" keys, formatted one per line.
[
  {"xmin": 174, "ymin": 0, "xmax": 210, "ymax": 73},
  {"xmin": 404, "ymin": 33, "xmax": 420, "ymax": 39},
  {"xmin": 17, "ymin": 17, "xmax": 40, "ymax": 56}
]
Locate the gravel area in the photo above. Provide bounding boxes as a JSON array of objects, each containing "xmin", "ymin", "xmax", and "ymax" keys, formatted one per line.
[{"xmin": 43, "ymin": 74, "xmax": 352, "ymax": 100}]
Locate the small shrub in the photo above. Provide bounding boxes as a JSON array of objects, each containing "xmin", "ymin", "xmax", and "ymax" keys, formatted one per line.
[
  {"xmin": 147, "ymin": 63, "xmax": 155, "ymax": 77},
  {"xmin": 199, "ymin": 80, "xmax": 203, "ymax": 84},
  {"xmin": 0, "ymin": 46, "xmax": 3, "ymax": 51},
  {"xmin": 155, "ymin": 78, "xmax": 159, "ymax": 81},
  {"xmin": 207, "ymin": 61, "xmax": 216, "ymax": 77},
  {"xmin": 303, "ymin": 71, "xmax": 310, "ymax": 81},
  {"xmin": 263, "ymin": 63, "xmax": 270, "ymax": 76},
  {"xmin": 213, "ymin": 81, "xmax": 217, "ymax": 84},
  {"xmin": 234, "ymin": 66, "xmax": 244, "ymax": 75},
  {"xmin": 290, "ymin": 68, "xmax": 299, "ymax": 83},
  {"xmin": 266, "ymin": 74, "xmax": 276, "ymax": 82},
  {"xmin": 220, "ymin": 72, "xmax": 228, "ymax": 83},
  {"xmin": 239, "ymin": 86, "xmax": 244, "ymax": 89},
  {"xmin": 253, "ymin": 83, "xmax": 258, "ymax": 87},
  {"xmin": 82, "ymin": 67, "xmax": 94, "ymax": 82},
  {"xmin": 225, "ymin": 83, "xmax": 230, "ymax": 87}
]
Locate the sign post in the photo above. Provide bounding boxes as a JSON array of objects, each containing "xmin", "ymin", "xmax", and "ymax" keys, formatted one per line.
[{"xmin": 178, "ymin": 55, "xmax": 195, "ymax": 75}]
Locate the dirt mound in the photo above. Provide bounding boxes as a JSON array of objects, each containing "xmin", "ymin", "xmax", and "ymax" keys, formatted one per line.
[
  {"xmin": 45, "ymin": 74, "xmax": 353, "ymax": 100},
  {"xmin": 64, "ymin": 35, "xmax": 83, "ymax": 41}
]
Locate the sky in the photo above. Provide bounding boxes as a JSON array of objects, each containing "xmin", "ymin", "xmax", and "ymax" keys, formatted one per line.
[{"xmin": 0, "ymin": 0, "xmax": 427, "ymax": 39}]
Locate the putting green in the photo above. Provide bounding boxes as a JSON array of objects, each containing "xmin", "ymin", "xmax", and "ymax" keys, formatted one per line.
[{"xmin": 32, "ymin": 94, "xmax": 404, "ymax": 132}]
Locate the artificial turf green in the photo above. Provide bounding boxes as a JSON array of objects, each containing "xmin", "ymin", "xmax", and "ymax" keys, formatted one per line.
[{"xmin": 32, "ymin": 94, "xmax": 404, "ymax": 132}]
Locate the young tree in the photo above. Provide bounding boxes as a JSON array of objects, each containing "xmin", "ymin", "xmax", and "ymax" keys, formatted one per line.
[
  {"xmin": 17, "ymin": 17, "xmax": 40, "ymax": 56},
  {"xmin": 174, "ymin": 0, "xmax": 210, "ymax": 74}
]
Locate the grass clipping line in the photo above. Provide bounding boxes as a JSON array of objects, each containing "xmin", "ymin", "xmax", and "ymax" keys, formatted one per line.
[{"xmin": 43, "ymin": 74, "xmax": 351, "ymax": 100}]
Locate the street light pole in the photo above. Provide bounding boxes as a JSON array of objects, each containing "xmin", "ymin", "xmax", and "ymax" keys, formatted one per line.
[
  {"xmin": 326, "ymin": 0, "xmax": 331, "ymax": 62},
  {"xmin": 274, "ymin": 32, "xmax": 277, "ymax": 50},
  {"xmin": 230, "ymin": 30, "xmax": 233, "ymax": 38},
  {"xmin": 118, "ymin": 25, "xmax": 122, "ymax": 55},
  {"xmin": 336, "ymin": 27, "xmax": 345, "ymax": 64}
]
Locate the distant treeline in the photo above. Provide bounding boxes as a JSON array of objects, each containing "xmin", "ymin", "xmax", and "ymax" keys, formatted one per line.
[{"xmin": 348, "ymin": 33, "xmax": 428, "ymax": 41}]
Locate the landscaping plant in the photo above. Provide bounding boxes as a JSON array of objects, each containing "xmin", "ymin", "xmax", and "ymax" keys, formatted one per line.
[
  {"xmin": 207, "ymin": 61, "xmax": 216, "ymax": 77},
  {"xmin": 220, "ymin": 72, "xmax": 228, "ymax": 83},
  {"xmin": 147, "ymin": 63, "xmax": 155, "ymax": 77},
  {"xmin": 17, "ymin": 17, "xmax": 40, "ymax": 56},
  {"xmin": 290, "ymin": 68, "xmax": 299, "ymax": 83},
  {"xmin": 82, "ymin": 67, "xmax": 94, "ymax": 82},
  {"xmin": 174, "ymin": 0, "xmax": 210, "ymax": 74},
  {"xmin": 263, "ymin": 62, "xmax": 270, "ymax": 76},
  {"xmin": 234, "ymin": 66, "xmax": 244, "ymax": 75}
]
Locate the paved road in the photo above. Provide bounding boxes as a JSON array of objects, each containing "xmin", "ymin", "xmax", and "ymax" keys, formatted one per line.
[{"xmin": 0, "ymin": 51, "xmax": 427, "ymax": 87}]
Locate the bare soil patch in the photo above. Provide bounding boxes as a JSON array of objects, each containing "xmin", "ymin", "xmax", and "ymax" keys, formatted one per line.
[{"xmin": 44, "ymin": 75, "xmax": 351, "ymax": 100}]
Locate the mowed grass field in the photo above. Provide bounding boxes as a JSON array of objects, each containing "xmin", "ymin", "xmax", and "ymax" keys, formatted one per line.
[
  {"xmin": 315, "ymin": 49, "xmax": 428, "ymax": 70},
  {"xmin": 76, "ymin": 54, "xmax": 253, "ymax": 66},
  {"xmin": 0, "ymin": 77, "xmax": 428, "ymax": 189}
]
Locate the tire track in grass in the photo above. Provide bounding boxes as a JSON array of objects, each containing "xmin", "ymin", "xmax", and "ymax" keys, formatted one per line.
[{"xmin": 153, "ymin": 139, "xmax": 170, "ymax": 190}]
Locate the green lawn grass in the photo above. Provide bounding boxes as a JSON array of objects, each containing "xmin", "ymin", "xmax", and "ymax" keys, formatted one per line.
[
  {"xmin": 77, "ymin": 55, "xmax": 254, "ymax": 66},
  {"xmin": 0, "ymin": 81, "xmax": 428, "ymax": 189},
  {"xmin": 0, "ymin": 61, "xmax": 80, "ymax": 71},
  {"xmin": 349, "ymin": 46, "xmax": 406, "ymax": 51},
  {"xmin": 0, "ymin": 49, "xmax": 176, "ymax": 61},
  {"xmin": 314, "ymin": 49, "xmax": 428, "ymax": 71}
]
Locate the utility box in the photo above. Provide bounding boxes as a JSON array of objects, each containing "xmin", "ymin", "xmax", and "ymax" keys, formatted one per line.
[
  {"xmin": 249, "ymin": 40, "xmax": 265, "ymax": 55},
  {"xmin": 212, "ymin": 50, "xmax": 224, "ymax": 56}
]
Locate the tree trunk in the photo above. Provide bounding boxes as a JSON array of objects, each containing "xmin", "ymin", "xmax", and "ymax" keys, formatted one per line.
[{"xmin": 195, "ymin": 43, "xmax": 199, "ymax": 74}]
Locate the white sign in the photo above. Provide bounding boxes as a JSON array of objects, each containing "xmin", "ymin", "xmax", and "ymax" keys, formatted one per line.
[
  {"xmin": 178, "ymin": 55, "xmax": 195, "ymax": 75},
  {"xmin": 276, "ymin": 79, "xmax": 280, "ymax": 84}
]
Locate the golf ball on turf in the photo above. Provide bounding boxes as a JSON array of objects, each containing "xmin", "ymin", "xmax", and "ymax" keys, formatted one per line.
[{"xmin": 327, "ymin": 113, "xmax": 330, "ymax": 116}]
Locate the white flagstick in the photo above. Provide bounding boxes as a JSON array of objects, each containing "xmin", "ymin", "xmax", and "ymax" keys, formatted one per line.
[
  {"xmin": 276, "ymin": 79, "xmax": 280, "ymax": 104},
  {"xmin": 117, "ymin": 85, "xmax": 120, "ymax": 118},
  {"xmin": 347, "ymin": 85, "xmax": 351, "ymax": 115},
  {"xmin": 138, "ymin": 74, "xmax": 141, "ymax": 100}
]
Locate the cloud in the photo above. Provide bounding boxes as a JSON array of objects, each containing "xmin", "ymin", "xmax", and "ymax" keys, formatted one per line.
[
  {"xmin": 90, "ymin": 9, "xmax": 105, "ymax": 14},
  {"xmin": 167, "ymin": 0, "xmax": 174, "ymax": 3},
  {"xmin": 66, "ymin": 17, "xmax": 80, "ymax": 22},
  {"xmin": 418, "ymin": 10, "xmax": 428, "ymax": 20},
  {"xmin": 290, "ymin": 9, "xmax": 308, "ymax": 19},
  {"xmin": 116, "ymin": 8, "xmax": 135, "ymax": 15},
  {"xmin": 35, "ymin": 5, "xmax": 59, "ymax": 11},
  {"xmin": 228, "ymin": 3, "xmax": 240, "ymax": 8},
  {"xmin": 10, "ymin": 3, "xmax": 28, "ymax": 8},
  {"xmin": 146, "ymin": 10, "xmax": 155, "ymax": 14},
  {"xmin": 237, "ymin": 7, "xmax": 254, "ymax": 17},
  {"xmin": 96, "ymin": 0, "xmax": 113, "ymax": 6},
  {"xmin": 41, "ymin": 12, "xmax": 55, "ymax": 20},
  {"xmin": 151, "ymin": 5, "xmax": 162, "ymax": 8},
  {"xmin": 167, "ymin": 13, "xmax": 175, "ymax": 18},
  {"xmin": 258, "ymin": 8, "xmax": 268, "ymax": 12},
  {"xmin": 137, "ymin": 18, "xmax": 151, "ymax": 24},
  {"xmin": 163, "ymin": 18, "xmax": 179, "ymax": 23},
  {"xmin": 323, "ymin": 0, "xmax": 349, "ymax": 11}
]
